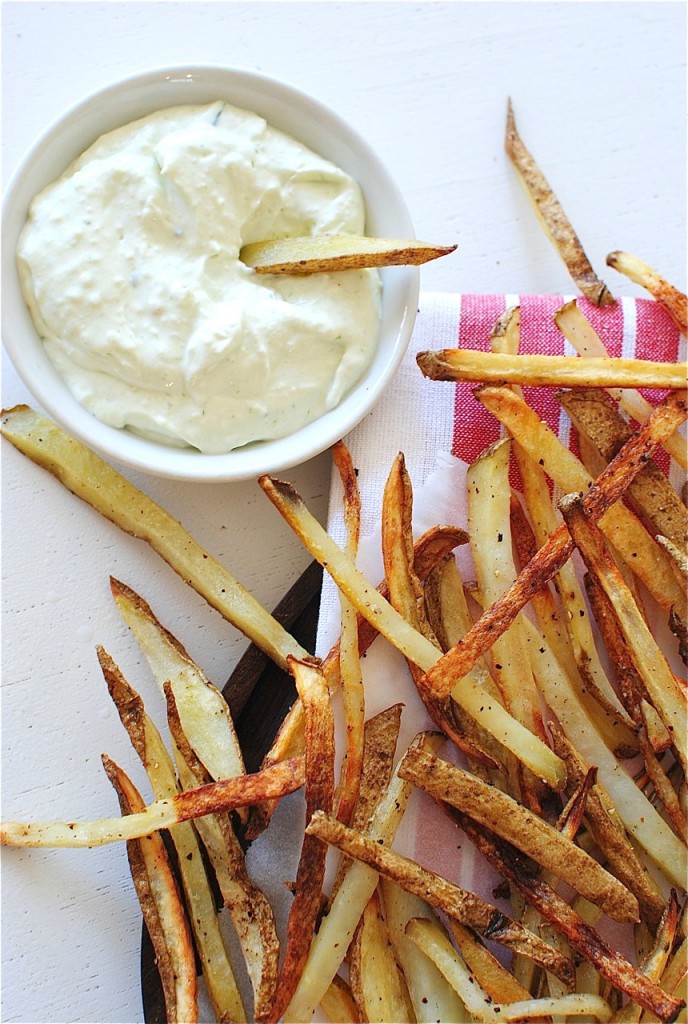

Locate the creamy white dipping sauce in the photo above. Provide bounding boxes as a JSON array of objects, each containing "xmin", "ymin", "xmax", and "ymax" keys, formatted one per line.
[{"xmin": 17, "ymin": 102, "xmax": 381, "ymax": 453}]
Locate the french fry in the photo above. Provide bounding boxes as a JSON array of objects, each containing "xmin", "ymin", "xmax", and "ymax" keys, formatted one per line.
[
  {"xmin": 110, "ymin": 578, "xmax": 247, "ymax": 819},
  {"xmin": 418, "ymin": 389, "xmax": 688, "ymax": 694},
  {"xmin": 319, "ymin": 975, "xmax": 360, "ymax": 1023},
  {"xmin": 521, "ymin": 615, "xmax": 687, "ymax": 888},
  {"xmin": 547, "ymin": 721, "xmax": 667, "ymax": 932},
  {"xmin": 466, "ymin": 438, "xmax": 552, "ymax": 808},
  {"xmin": 398, "ymin": 748, "xmax": 639, "ymax": 923},
  {"xmin": 99, "ymin": 649, "xmax": 247, "ymax": 1023},
  {"xmin": 612, "ymin": 893, "xmax": 681, "ymax": 1023},
  {"xmin": 381, "ymin": 879, "xmax": 469, "ymax": 1022},
  {"xmin": 559, "ymin": 493, "xmax": 687, "ymax": 775},
  {"xmin": 306, "ymin": 810, "xmax": 576, "ymax": 987},
  {"xmin": 417, "ymin": 349, "xmax": 686, "ymax": 389},
  {"xmin": 553, "ymin": 299, "xmax": 687, "ymax": 471},
  {"xmin": 409, "ymin": 919, "xmax": 617, "ymax": 1021},
  {"xmin": 269, "ymin": 659, "xmax": 335, "ymax": 1023},
  {"xmin": 165, "ymin": 685, "xmax": 280, "ymax": 1023},
  {"xmin": 348, "ymin": 888, "xmax": 415, "ymax": 1023},
  {"xmin": 260, "ymin": 475, "xmax": 566, "ymax": 788},
  {"xmin": 475, "ymin": 386, "xmax": 686, "ymax": 614},
  {"xmin": 558, "ymin": 389, "xmax": 688, "ymax": 549},
  {"xmin": 281, "ymin": 731, "xmax": 444, "ymax": 1023},
  {"xmin": 331, "ymin": 441, "xmax": 366, "ymax": 826},
  {"xmin": 240, "ymin": 234, "xmax": 456, "ymax": 274},
  {"xmin": 453, "ymin": 813, "xmax": 684, "ymax": 1023},
  {"xmin": 606, "ymin": 250, "xmax": 688, "ymax": 333},
  {"xmin": 382, "ymin": 451, "xmax": 503, "ymax": 770},
  {"xmin": 657, "ymin": 535, "xmax": 688, "ymax": 581},
  {"xmin": 504, "ymin": 99, "xmax": 614, "ymax": 306},
  {"xmin": 0, "ymin": 405, "xmax": 310, "ymax": 671},
  {"xmin": 447, "ymin": 918, "xmax": 532, "ymax": 1004},
  {"xmin": 0, "ymin": 756, "xmax": 305, "ymax": 847},
  {"xmin": 102, "ymin": 755, "xmax": 198, "ymax": 1024}
]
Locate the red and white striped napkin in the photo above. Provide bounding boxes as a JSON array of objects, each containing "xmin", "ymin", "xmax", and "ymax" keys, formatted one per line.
[{"xmin": 313, "ymin": 291, "xmax": 684, "ymax": 939}]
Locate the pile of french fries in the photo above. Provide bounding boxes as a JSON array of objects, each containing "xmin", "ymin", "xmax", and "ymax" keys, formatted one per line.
[
  {"xmin": 2, "ymin": 103, "xmax": 687, "ymax": 1023},
  {"xmin": 1, "ymin": 277, "xmax": 687, "ymax": 1023}
]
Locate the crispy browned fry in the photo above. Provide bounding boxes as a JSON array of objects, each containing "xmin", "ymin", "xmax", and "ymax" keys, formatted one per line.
[
  {"xmin": 382, "ymin": 452, "xmax": 502, "ymax": 770},
  {"xmin": 637, "ymin": 729, "xmax": 688, "ymax": 840},
  {"xmin": 240, "ymin": 234, "xmax": 456, "ymax": 274},
  {"xmin": 398, "ymin": 748, "xmax": 639, "ymax": 923},
  {"xmin": 348, "ymin": 888, "xmax": 415, "ymax": 1023},
  {"xmin": 99, "ymin": 649, "xmax": 247, "ymax": 1022},
  {"xmin": 553, "ymin": 299, "xmax": 687, "ymax": 471},
  {"xmin": 102, "ymin": 755, "xmax": 198, "ymax": 1024},
  {"xmin": 269, "ymin": 659, "xmax": 335, "ymax": 1023},
  {"xmin": 613, "ymin": 893, "xmax": 681, "ymax": 1023},
  {"xmin": 331, "ymin": 441, "xmax": 365, "ymax": 826},
  {"xmin": 606, "ymin": 251, "xmax": 688, "ymax": 332},
  {"xmin": 558, "ymin": 389, "xmax": 688, "ymax": 548},
  {"xmin": 453, "ymin": 813, "xmax": 684, "ymax": 1023},
  {"xmin": 559, "ymin": 493, "xmax": 687, "ymax": 775},
  {"xmin": 305, "ymin": 810, "xmax": 576, "ymax": 988},
  {"xmin": 419, "ymin": 389, "xmax": 688, "ymax": 696},
  {"xmin": 0, "ymin": 756, "xmax": 305, "ymax": 847},
  {"xmin": 447, "ymin": 919, "xmax": 532, "ymax": 1004},
  {"xmin": 417, "ymin": 349, "xmax": 686, "ymax": 389},
  {"xmin": 547, "ymin": 721, "xmax": 666, "ymax": 931},
  {"xmin": 505, "ymin": 100, "xmax": 613, "ymax": 306},
  {"xmin": 249, "ymin": 524, "xmax": 467, "ymax": 838},
  {"xmin": 0, "ymin": 405, "xmax": 310, "ymax": 671},
  {"xmin": 166, "ymin": 685, "xmax": 280, "ymax": 1023},
  {"xmin": 657, "ymin": 535, "xmax": 688, "ymax": 580}
]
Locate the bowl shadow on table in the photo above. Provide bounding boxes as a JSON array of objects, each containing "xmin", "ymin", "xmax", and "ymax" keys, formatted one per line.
[{"xmin": 141, "ymin": 561, "xmax": 323, "ymax": 1023}]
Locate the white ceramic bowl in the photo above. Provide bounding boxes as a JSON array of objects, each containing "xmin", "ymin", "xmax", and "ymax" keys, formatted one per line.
[{"xmin": 2, "ymin": 65, "xmax": 418, "ymax": 482}]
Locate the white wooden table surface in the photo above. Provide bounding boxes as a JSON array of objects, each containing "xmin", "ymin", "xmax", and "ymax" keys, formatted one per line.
[{"xmin": 2, "ymin": 3, "xmax": 685, "ymax": 1022}]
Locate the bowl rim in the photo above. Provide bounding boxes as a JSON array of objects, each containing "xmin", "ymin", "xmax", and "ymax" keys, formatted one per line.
[{"xmin": 2, "ymin": 64, "xmax": 419, "ymax": 482}]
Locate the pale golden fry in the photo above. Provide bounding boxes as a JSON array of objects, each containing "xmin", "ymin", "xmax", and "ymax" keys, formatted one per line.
[
  {"xmin": 560, "ymin": 493, "xmax": 687, "ymax": 776},
  {"xmin": 558, "ymin": 389, "xmax": 688, "ymax": 548},
  {"xmin": 111, "ymin": 578, "xmax": 247, "ymax": 819},
  {"xmin": 259, "ymin": 475, "xmax": 566, "ymax": 788},
  {"xmin": 466, "ymin": 438, "xmax": 551, "ymax": 809},
  {"xmin": 0, "ymin": 405, "xmax": 309, "ymax": 671},
  {"xmin": 269, "ymin": 659, "xmax": 335, "ymax": 1023},
  {"xmin": 240, "ymin": 234, "xmax": 456, "ymax": 274},
  {"xmin": 102, "ymin": 755, "xmax": 198, "ymax": 1024},
  {"xmin": 505, "ymin": 99, "xmax": 613, "ymax": 306},
  {"xmin": 475, "ymin": 385, "xmax": 685, "ymax": 614},
  {"xmin": 0, "ymin": 756, "xmax": 305, "ymax": 847},
  {"xmin": 606, "ymin": 250, "xmax": 688, "ymax": 332},
  {"xmin": 419, "ymin": 389, "xmax": 688, "ymax": 696},
  {"xmin": 381, "ymin": 879, "xmax": 468, "ymax": 1023},
  {"xmin": 319, "ymin": 975, "xmax": 360, "ymax": 1023},
  {"xmin": 331, "ymin": 441, "xmax": 366, "ymax": 826},
  {"xmin": 657, "ymin": 535, "xmax": 688, "ymax": 580},
  {"xmin": 166, "ymin": 686, "xmax": 280, "ymax": 1023},
  {"xmin": 305, "ymin": 810, "xmax": 575, "ymax": 988},
  {"xmin": 408, "ymin": 919, "xmax": 613, "ymax": 1022},
  {"xmin": 398, "ymin": 747, "xmax": 638, "ymax": 923},
  {"xmin": 282, "ymin": 731, "xmax": 444, "ymax": 1024},
  {"xmin": 522, "ymin": 616, "xmax": 687, "ymax": 889},
  {"xmin": 99, "ymin": 649, "xmax": 247, "ymax": 1023},
  {"xmin": 547, "ymin": 721, "xmax": 666, "ymax": 932},
  {"xmin": 348, "ymin": 888, "xmax": 415, "ymax": 1023},
  {"xmin": 454, "ymin": 813, "xmax": 684, "ymax": 1023},
  {"xmin": 553, "ymin": 298, "xmax": 687, "ymax": 470},
  {"xmin": 417, "ymin": 349, "xmax": 686, "ymax": 389}
]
